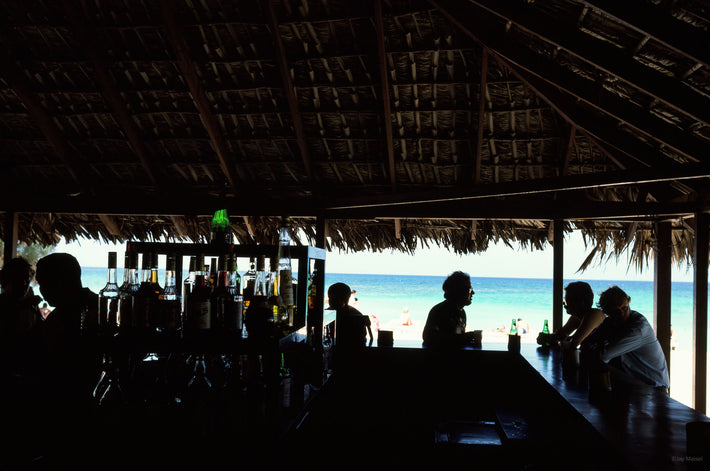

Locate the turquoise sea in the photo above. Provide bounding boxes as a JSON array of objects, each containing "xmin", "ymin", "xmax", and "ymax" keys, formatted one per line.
[{"xmin": 77, "ymin": 267, "xmax": 706, "ymax": 351}]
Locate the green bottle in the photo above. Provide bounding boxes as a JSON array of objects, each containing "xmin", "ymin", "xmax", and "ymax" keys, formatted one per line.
[
  {"xmin": 510, "ymin": 318, "xmax": 518, "ymax": 335},
  {"xmin": 542, "ymin": 319, "xmax": 550, "ymax": 335}
]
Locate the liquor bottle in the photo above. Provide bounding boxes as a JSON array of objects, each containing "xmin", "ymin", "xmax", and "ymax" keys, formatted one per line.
[
  {"xmin": 307, "ymin": 266, "xmax": 318, "ymax": 311},
  {"xmin": 510, "ymin": 318, "xmax": 518, "ymax": 335},
  {"xmin": 184, "ymin": 255, "xmax": 211, "ymax": 332},
  {"xmin": 243, "ymin": 257, "xmax": 257, "ymax": 308},
  {"xmin": 268, "ymin": 256, "xmax": 281, "ymax": 322},
  {"xmin": 542, "ymin": 319, "xmax": 550, "ymax": 335},
  {"xmin": 211, "ymin": 255, "xmax": 230, "ymax": 331},
  {"xmin": 276, "ymin": 216, "xmax": 295, "ymax": 325},
  {"xmin": 253, "ymin": 254, "xmax": 268, "ymax": 297},
  {"xmin": 227, "ymin": 256, "xmax": 244, "ymax": 334},
  {"xmin": 118, "ymin": 251, "xmax": 139, "ymax": 331},
  {"xmin": 210, "ymin": 208, "xmax": 232, "ymax": 247},
  {"xmin": 208, "ymin": 257, "xmax": 218, "ymax": 289},
  {"xmin": 132, "ymin": 253, "xmax": 155, "ymax": 330},
  {"xmin": 278, "ymin": 353, "xmax": 292, "ymax": 410},
  {"xmin": 98, "ymin": 251, "xmax": 120, "ymax": 336},
  {"xmin": 158, "ymin": 254, "xmax": 182, "ymax": 335},
  {"xmin": 183, "ymin": 256, "xmax": 197, "ymax": 314}
]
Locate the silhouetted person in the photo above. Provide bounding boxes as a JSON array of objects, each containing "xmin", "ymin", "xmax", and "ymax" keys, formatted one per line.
[
  {"xmin": 328, "ymin": 282, "xmax": 372, "ymax": 367},
  {"xmin": 34, "ymin": 253, "xmax": 99, "ymax": 465},
  {"xmin": 0, "ymin": 257, "xmax": 42, "ymax": 373},
  {"xmin": 422, "ymin": 271, "xmax": 477, "ymax": 348},
  {"xmin": 581, "ymin": 285, "xmax": 669, "ymax": 390},
  {"xmin": 537, "ymin": 281, "xmax": 605, "ymax": 350}
]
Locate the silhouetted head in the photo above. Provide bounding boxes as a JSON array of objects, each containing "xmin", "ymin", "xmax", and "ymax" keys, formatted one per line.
[
  {"xmin": 598, "ymin": 285, "xmax": 631, "ymax": 324},
  {"xmin": 564, "ymin": 281, "xmax": 595, "ymax": 315},
  {"xmin": 327, "ymin": 282, "xmax": 351, "ymax": 309},
  {"xmin": 443, "ymin": 271, "xmax": 474, "ymax": 307},
  {"xmin": 0, "ymin": 257, "xmax": 34, "ymax": 299},
  {"xmin": 35, "ymin": 253, "xmax": 82, "ymax": 308}
]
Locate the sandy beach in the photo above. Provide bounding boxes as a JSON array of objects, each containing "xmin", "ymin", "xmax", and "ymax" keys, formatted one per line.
[{"xmin": 376, "ymin": 318, "xmax": 697, "ymax": 408}]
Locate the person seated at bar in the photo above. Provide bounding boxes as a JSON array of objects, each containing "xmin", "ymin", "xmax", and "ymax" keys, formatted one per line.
[
  {"xmin": 422, "ymin": 271, "xmax": 477, "ymax": 348},
  {"xmin": 580, "ymin": 285, "xmax": 669, "ymax": 390},
  {"xmin": 35, "ymin": 254, "xmax": 100, "ymax": 457},
  {"xmin": 328, "ymin": 282, "xmax": 373, "ymax": 365},
  {"xmin": 537, "ymin": 281, "xmax": 605, "ymax": 350},
  {"xmin": 0, "ymin": 257, "xmax": 43, "ymax": 372}
]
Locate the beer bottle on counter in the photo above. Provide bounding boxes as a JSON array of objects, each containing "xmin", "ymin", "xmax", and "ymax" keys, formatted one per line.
[
  {"xmin": 542, "ymin": 319, "xmax": 550, "ymax": 335},
  {"xmin": 118, "ymin": 251, "xmax": 139, "ymax": 332},
  {"xmin": 158, "ymin": 254, "xmax": 182, "ymax": 335},
  {"xmin": 184, "ymin": 255, "xmax": 211, "ymax": 333},
  {"xmin": 98, "ymin": 251, "xmax": 120, "ymax": 336},
  {"xmin": 509, "ymin": 318, "xmax": 518, "ymax": 335}
]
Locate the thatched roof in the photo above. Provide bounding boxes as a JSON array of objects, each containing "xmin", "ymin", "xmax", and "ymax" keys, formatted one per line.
[{"xmin": 1, "ymin": 0, "xmax": 708, "ymax": 268}]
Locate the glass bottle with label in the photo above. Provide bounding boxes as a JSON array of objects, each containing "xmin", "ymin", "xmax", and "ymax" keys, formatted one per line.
[
  {"xmin": 118, "ymin": 251, "xmax": 139, "ymax": 332},
  {"xmin": 277, "ymin": 217, "xmax": 295, "ymax": 325},
  {"xmin": 243, "ymin": 257, "xmax": 257, "ymax": 309},
  {"xmin": 133, "ymin": 253, "xmax": 157, "ymax": 331},
  {"xmin": 149, "ymin": 252, "xmax": 164, "ymax": 330},
  {"xmin": 184, "ymin": 255, "xmax": 211, "ymax": 333},
  {"xmin": 99, "ymin": 251, "xmax": 120, "ymax": 336},
  {"xmin": 253, "ymin": 255, "xmax": 268, "ymax": 297},
  {"xmin": 158, "ymin": 254, "xmax": 182, "ymax": 336},
  {"xmin": 211, "ymin": 255, "xmax": 230, "ymax": 332},
  {"xmin": 183, "ymin": 256, "xmax": 197, "ymax": 315}
]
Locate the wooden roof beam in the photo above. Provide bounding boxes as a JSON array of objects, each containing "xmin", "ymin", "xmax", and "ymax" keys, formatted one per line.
[
  {"xmin": 428, "ymin": 0, "xmax": 707, "ymax": 166},
  {"xmin": 374, "ymin": 0, "xmax": 397, "ymax": 193},
  {"xmin": 98, "ymin": 214, "xmax": 122, "ymax": 236},
  {"xmin": 474, "ymin": 49, "xmax": 489, "ymax": 184},
  {"xmin": 62, "ymin": 2, "xmax": 162, "ymax": 188},
  {"xmin": 454, "ymin": 0, "xmax": 710, "ymax": 127},
  {"xmin": 160, "ymin": 0, "xmax": 245, "ymax": 192},
  {"xmin": 576, "ymin": 0, "xmax": 710, "ymax": 71},
  {"xmin": 263, "ymin": 0, "xmax": 314, "ymax": 183},
  {"xmin": 0, "ymin": 49, "xmax": 92, "ymax": 193}
]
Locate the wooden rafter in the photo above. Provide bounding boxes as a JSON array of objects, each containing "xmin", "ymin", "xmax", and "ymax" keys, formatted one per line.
[
  {"xmin": 160, "ymin": 0, "xmax": 244, "ymax": 191},
  {"xmin": 428, "ymin": 0, "xmax": 703, "ymax": 168},
  {"xmin": 576, "ymin": 0, "xmax": 710, "ymax": 70},
  {"xmin": 374, "ymin": 0, "xmax": 397, "ymax": 192},
  {"xmin": 474, "ymin": 49, "xmax": 488, "ymax": 184},
  {"xmin": 0, "ymin": 49, "xmax": 91, "ymax": 191},
  {"xmin": 62, "ymin": 1, "xmax": 161, "ymax": 187},
  {"xmin": 461, "ymin": 0, "xmax": 710, "ymax": 127},
  {"xmin": 561, "ymin": 125, "xmax": 576, "ymax": 177},
  {"xmin": 263, "ymin": 0, "xmax": 313, "ymax": 183},
  {"xmin": 98, "ymin": 214, "xmax": 121, "ymax": 236}
]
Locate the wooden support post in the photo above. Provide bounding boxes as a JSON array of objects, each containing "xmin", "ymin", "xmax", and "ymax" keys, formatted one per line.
[
  {"xmin": 654, "ymin": 220, "xmax": 672, "ymax": 378},
  {"xmin": 552, "ymin": 220, "xmax": 564, "ymax": 332},
  {"xmin": 693, "ymin": 212, "xmax": 709, "ymax": 413},
  {"xmin": 3, "ymin": 212, "xmax": 19, "ymax": 263},
  {"xmin": 310, "ymin": 215, "xmax": 327, "ymax": 385}
]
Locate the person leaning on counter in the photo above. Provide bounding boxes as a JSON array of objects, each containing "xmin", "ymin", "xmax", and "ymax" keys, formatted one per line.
[
  {"xmin": 422, "ymin": 271, "xmax": 478, "ymax": 348},
  {"xmin": 537, "ymin": 281, "xmax": 606, "ymax": 351},
  {"xmin": 580, "ymin": 285, "xmax": 669, "ymax": 391}
]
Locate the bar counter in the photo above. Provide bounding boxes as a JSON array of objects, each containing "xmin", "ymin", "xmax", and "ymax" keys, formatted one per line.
[{"xmin": 289, "ymin": 340, "xmax": 710, "ymax": 470}]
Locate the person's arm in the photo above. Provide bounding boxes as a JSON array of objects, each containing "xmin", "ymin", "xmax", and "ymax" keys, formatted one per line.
[
  {"xmin": 568, "ymin": 309, "xmax": 606, "ymax": 349},
  {"xmin": 598, "ymin": 320, "xmax": 651, "ymax": 363},
  {"xmin": 365, "ymin": 316, "xmax": 373, "ymax": 346},
  {"xmin": 556, "ymin": 316, "xmax": 581, "ymax": 339}
]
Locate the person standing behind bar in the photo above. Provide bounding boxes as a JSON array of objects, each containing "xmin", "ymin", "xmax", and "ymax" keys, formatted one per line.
[
  {"xmin": 537, "ymin": 281, "xmax": 606, "ymax": 350},
  {"xmin": 581, "ymin": 285, "xmax": 669, "ymax": 390},
  {"xmin": 328, "ymin": 283, "xmax": 373, "ymax": 367},
  {"xmin": 422, "ymin": 271, "xmax": 476, "ymax": 348},
  {"xmin": 35, "ymin": 253, "xmax": 100, "ymax": 465}
]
